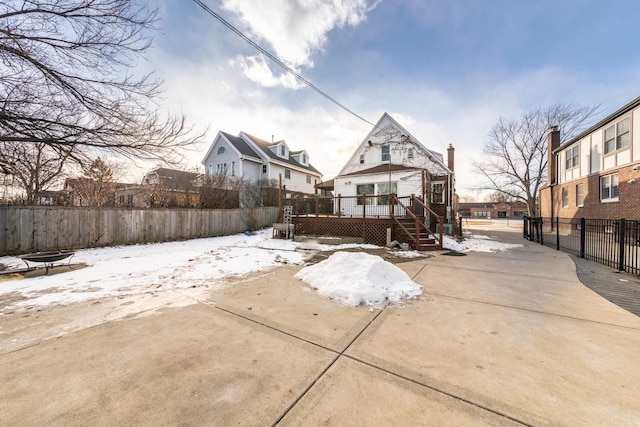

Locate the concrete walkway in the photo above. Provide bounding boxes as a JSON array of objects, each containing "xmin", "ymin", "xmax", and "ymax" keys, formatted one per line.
[{"xmin": 1, "ymin": 225, "xmax": 639, "ymax": 426}]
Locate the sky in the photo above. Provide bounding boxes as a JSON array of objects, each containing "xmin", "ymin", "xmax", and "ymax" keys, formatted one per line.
[
  {"xmin": 0, "ymin": 227, "xmax": 522, "ymax": 312},
  {"xmin": 143, "ymin": 0, "xmax": 640, "ymax": 198}
]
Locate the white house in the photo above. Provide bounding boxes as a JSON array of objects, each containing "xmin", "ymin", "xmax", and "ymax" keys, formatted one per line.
[
  {"xmin": 333, "ymin": 113, "xmax": 455, "ymax": 220},
  {"xmin": 202, "ymin": 131, "xmax": 323, "ymax": 195}
]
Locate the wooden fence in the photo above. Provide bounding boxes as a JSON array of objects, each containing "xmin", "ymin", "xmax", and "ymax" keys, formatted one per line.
[{"xmin": 0, "ymin": 206, "xmax": 279, "ymax": 255}]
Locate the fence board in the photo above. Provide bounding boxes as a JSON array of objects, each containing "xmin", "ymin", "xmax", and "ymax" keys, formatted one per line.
[{"xmin": 0, "ymin": 206, "xmax": 278, "ymax": 255}]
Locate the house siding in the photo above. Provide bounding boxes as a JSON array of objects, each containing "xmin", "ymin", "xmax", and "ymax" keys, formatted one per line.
[{"xmin": 540, "ymin": 97, "xmax": 640, "ymax": 219}]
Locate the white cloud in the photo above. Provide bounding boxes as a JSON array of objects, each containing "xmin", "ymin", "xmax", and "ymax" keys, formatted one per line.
[
  {"xmin": 229, "ymin": 55, "xmax": 303, "ymax": 89},
  {"xmin": 222, "ymin": 0, "xmax": 377, "ymax": 85}
]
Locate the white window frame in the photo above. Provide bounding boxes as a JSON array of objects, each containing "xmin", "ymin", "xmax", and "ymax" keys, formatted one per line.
[
  {"xmin": 561, "ymin": 187, "xmax": 569, "ymax": 208},
  {"xmin": 284, "ymin": 168, "xmax": 291, "ymax": 179},
  {"xmin": 600, "ymin": 173, "xmax": 619, "ymax": 202},
  {"xmin": 306, "ymin": 175, "xmax": 311, "ymax": 184},
  {"xmin": 565, "ymin": 145, "xmax": 579, "ymax": 170},
  {"xmin": 359, "ymin": 154, "xmax": 365, "ymax": 164},
  {"xmin": 262, "ymin": 164, "xmax": 267, "ymax": 174},
  {"xmin": 604, "ymin": 118, "xmax": 630, "ymax": 154},
  {"xmin": 576, "ymin": 183, "xmax": 584, "ymax": 207},
  {"xmin": 381, "ymin": 145, "xmax": 390, "ymax": 162},
  {"xmin": 431, "ymin": 182, "xmax": 444, "ymax": 204},
  {"xmin": 407, "ymin": 148, "xmax": 414, "ymax": 159}
]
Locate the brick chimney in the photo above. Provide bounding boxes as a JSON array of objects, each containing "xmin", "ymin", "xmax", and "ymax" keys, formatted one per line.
[
  {"xmin": 547, "ymin": 126, "xmax": 560, "ymax": 185},
  {"xmin": 447, "ymin": 144, "xmax": 455, "ymax": 172}
]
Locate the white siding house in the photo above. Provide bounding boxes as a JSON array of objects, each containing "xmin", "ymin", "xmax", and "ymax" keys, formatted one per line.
[
  {"xmin": 333, "ymin": 113, "xmax": 455, "ymax": 220},
  {"xmin": 202, "ymin": 131, "xmax": 322, "ymax": 194}
]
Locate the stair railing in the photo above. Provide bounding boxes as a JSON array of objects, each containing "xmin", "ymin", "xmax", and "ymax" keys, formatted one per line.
[{"xmin": 411, "ymin": 195, "xmax": 444, "ymax": 249}]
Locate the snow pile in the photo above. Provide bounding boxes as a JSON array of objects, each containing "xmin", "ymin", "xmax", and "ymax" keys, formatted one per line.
[{"xmin": 294, "ymin": 252, "xmax": 422, "ymax": 307}]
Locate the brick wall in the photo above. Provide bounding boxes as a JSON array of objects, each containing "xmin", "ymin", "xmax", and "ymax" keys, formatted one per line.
[{"xmin": 541, "ymin": 164, "xmax": 640, "ymax": 219}]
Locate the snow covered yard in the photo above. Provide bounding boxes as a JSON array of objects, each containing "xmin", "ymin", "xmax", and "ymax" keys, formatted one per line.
[{"xmin": 0, "ymin": 228, "xmax": 522, "ymax": 312}]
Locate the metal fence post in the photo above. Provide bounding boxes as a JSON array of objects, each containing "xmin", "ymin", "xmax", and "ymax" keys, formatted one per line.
[
  {"xmin": 618, "ymin": 218, "xmax": 626, "ymax": 271},
  {"xmin": 555, "ymin": 216, "xmax": 560, "ymax": 250},
  {"xmin": 579, "ymin": 217, "xmax": 586, "ymax": 258}
]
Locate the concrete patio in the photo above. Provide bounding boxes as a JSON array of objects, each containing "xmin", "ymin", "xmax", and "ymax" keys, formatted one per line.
[{"xmin": 1, "ymin": 224, "xmax": 639, "ymax": 426}]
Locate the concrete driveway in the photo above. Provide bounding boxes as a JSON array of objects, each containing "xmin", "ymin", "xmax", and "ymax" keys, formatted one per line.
[{"xmin": 1, "ymin": 225, "xmax": 639, "ymax": 426}]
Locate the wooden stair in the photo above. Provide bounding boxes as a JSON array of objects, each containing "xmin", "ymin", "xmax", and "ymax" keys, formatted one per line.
[{"xmin": 394, "ymin": 217, "xmax": 439, "ymax": 251}]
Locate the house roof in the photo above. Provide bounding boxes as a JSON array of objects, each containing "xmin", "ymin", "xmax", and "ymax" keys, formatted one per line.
[
  {"xmin": 242, "ymin": 132, "xmax": 322, "ymax": 175},
  {"xmin": 315, "ymin": 178, "xmax": 334, "ymax": 189},
  {"xmin": 220, "ymin": 131, "xmax": 261, "ymax": 159},
  {"xmin": 556, "ymin": 95, "xmax": 640, "ymax": 152},
  {"xmin": 340, "ymin": 164, "xmax": 419, "ymax": 177},
  {"xmin": 144, "ymin": 168, "xmax": 200, "ymax": 191}
]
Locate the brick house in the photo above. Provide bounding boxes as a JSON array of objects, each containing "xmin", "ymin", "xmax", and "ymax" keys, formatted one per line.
[
  {"xmin": 458, "ymin": 201, "xmax": 528, "ymax": 219},
  {"xmin": 540, "ymin": 95, "xmax": 640, "ymax": 219}
]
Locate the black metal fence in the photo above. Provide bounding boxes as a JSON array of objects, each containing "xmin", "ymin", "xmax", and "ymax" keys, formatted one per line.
[{"xmin": 523, "ymin": 216, "xmax": 640, "ymax": 275}]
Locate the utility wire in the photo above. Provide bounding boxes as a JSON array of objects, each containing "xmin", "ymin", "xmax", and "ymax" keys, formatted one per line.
[{"xmin": 192, "ymin": 0, "xmax": 376, "ymax": 128}]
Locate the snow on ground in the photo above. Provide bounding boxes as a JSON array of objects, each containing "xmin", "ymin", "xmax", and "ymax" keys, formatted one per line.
[
  {"xmin": 294, "ymin": 252, "xmax": 422, "ymax": 307},
  {"xmin": 442, "ymin": 233, "xmax": 522, "ymax": 253},
  {"xmin": 0, "ymin": 228, "xmax": 520, "ymax": 311}
]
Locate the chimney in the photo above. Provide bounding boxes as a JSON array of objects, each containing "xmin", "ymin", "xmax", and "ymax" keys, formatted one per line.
[
  {"xmin": 547, "ymin": 126, "xmax": 560, "ymax": 185},
  {"xmin": 447, "ymin": 144, "xmax": 455, "ymax": 172}
]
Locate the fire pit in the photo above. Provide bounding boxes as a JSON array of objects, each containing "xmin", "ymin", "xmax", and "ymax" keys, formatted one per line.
[{"xmin": 19, "ymin": 250, "xmax": 76, "ymax": 274}]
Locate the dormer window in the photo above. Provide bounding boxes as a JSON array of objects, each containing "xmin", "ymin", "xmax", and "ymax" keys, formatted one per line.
[
  {"xmin": 280, "ymin": 145, "xmax": 285, "ymax": 156},
  {"xmin": 217, "ymin": 146, "xmax": 226, "ymax": 155},
  {"xmin": 302, "ymin": 153, "xmax": 306, "ymax": 164}
]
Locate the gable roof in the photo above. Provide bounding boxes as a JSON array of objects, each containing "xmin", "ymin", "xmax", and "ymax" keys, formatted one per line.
[
  {"xmin": 337, "ymin": 112, "xmax": 451, "ymax": 177},
  {"xmin": 220, "ymin": 131, "xmax": 261, "ymax": 159},
  {"xmin": 144, "ymin": 168, "xmax": 200, "ymax": 191},
  {"xmin": 241, "ymin": 132, "xmax": 322, "ymax": 175},
  {"xmin": 556, "ymin": 95, "xmax": 640, "ymax": 152}
]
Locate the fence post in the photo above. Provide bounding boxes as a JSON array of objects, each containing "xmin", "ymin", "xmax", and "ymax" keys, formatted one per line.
[
  {"xmin": 556, "ymin": 216, "xmax": 560, "ymax": 250},
  {"xmin": 618, "ymin": 218, "xmax": 626, "ymax": 272},
  {"xmin": 362, "ymin": 195, "xmax": 366, "ymax": 218},
  {"xmin": 579, "ymin": 217, "xmax": 586, "ymax": 258},
  {"xmin": 458, "ymin": 216, "xmax": 463, "ymax": 239},
  {"xmin": 337, "ymin": 194, "xmax": 342, "ymax": 217},
  {"xmin": 539, "ymin": 217, "xmax": 544, "ymax": 245},
  {"xmin": 315, "ymin": 195, "xmax": 319, "ymax": 217}
]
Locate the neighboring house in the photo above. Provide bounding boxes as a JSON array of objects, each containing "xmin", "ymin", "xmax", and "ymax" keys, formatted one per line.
[
  {"xmin": 540, "ymin": 96, "xmax": 640, "ymax": 219},
  {"xmin": 333, "ymin": 113, "xmax": 456, "ymax": 222},
  {"xmin": 115, "ymin": 168, "xmax": 201, "ymax": 208},
  {"xmin": 201, "ymin": 131, "xmax": 323, "ymax": 196},
  {"xmin": 458, "ymin": 201, "xmax": 528, "ymax": 219}
]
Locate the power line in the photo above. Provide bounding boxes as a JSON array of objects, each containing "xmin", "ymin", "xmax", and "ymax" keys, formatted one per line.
[{"xmin": 192, "ymin": 0, "xmax": 376, "ymax": 128}]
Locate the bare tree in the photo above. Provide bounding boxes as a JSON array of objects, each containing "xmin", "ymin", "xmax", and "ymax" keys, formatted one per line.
[
  {"xmin": 5, "ymin": 142, "xmax": 72, "ymax": 204},
  {"xmin": 0, "ymin": 0, "xmax": 204, "ymax": 176},
  {"xmin": 68, "ymin": 157, "xmax": 122, "ymax": 207},
  {"xmin": 473, "ymin": 103, "xmax": 599, "ymax": 215}
]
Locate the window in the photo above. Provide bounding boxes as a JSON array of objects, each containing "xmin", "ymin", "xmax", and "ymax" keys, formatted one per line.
[
  {"xmin": 208, "ymin": 165, "xmax": 214, "ymax": 176},
  {"xmin": 262, "ymin": 165, "xmax": 267, "ymax": 174},
  {"xmin": 280, "ymin": 145, "xmax": 286, "ymax": 156},
  {"xmin": 359, "ymin": 154, "xmax": 364, "ymax": 164},
  {"xmin": 565, "ymin": 145, "xmax": 579, "ymax": 170},
  {"xmin": 301, "ymin": 153, "xmax": 306, "ymax": 164},
  {"xmin": 431, "ymin": 182, "xmax": 444, "ymax": 204},
  {"xmin": 407, "ymin": 148, "xmax": 414, "ymax": 159},
  {"xmin": 284, "ymin": 169, "xmax": 291, "ymax": 179},
  {"xmin": 474, "ymin": 210, "xmax": 489, "ymax": 218},
  {"xmin": 306, "ymin": 175, "xmax": 311, "ymax": 184},
  {"xmin": 377, "ymin": 182, "xmax": 397, "ymax": 205},
  {"xmin": 600, "ymin": 174, "xmax": 619, "ymax": 201},
  {"xmin": 119, "ymin": 195, "xmax": 124, "ymax": 204},
  {"xmin": 562, "ymin": 187, "xmax": 569, "ymax": 208},
  {"xmin": 381, "ymin": 145, "xmax": 390, "ymax": 162},
  {"xmin": 356, "ymin": 183, "xmax": 375, "ymax": 205},
  {"xmin": 576, "ymin": 183, "xmax": 584, "ymax": 207},
  {"xmin": 127, "ymin": 195, "xmax": 133, "ymax": 205},
  {"xmin": 231, "ymin": 161, "xmax": 235, "ymax": 177},
  {"xmin": 604, "ymin": 118, "xmax": 630, "ymax": 154},
  {"xmin": 217, "ymin": 163, "xmax": 227, "ymax": 175},
  {"xmin": 217, "ymin": 146, "xmax": 226, "ymax": 155}
]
